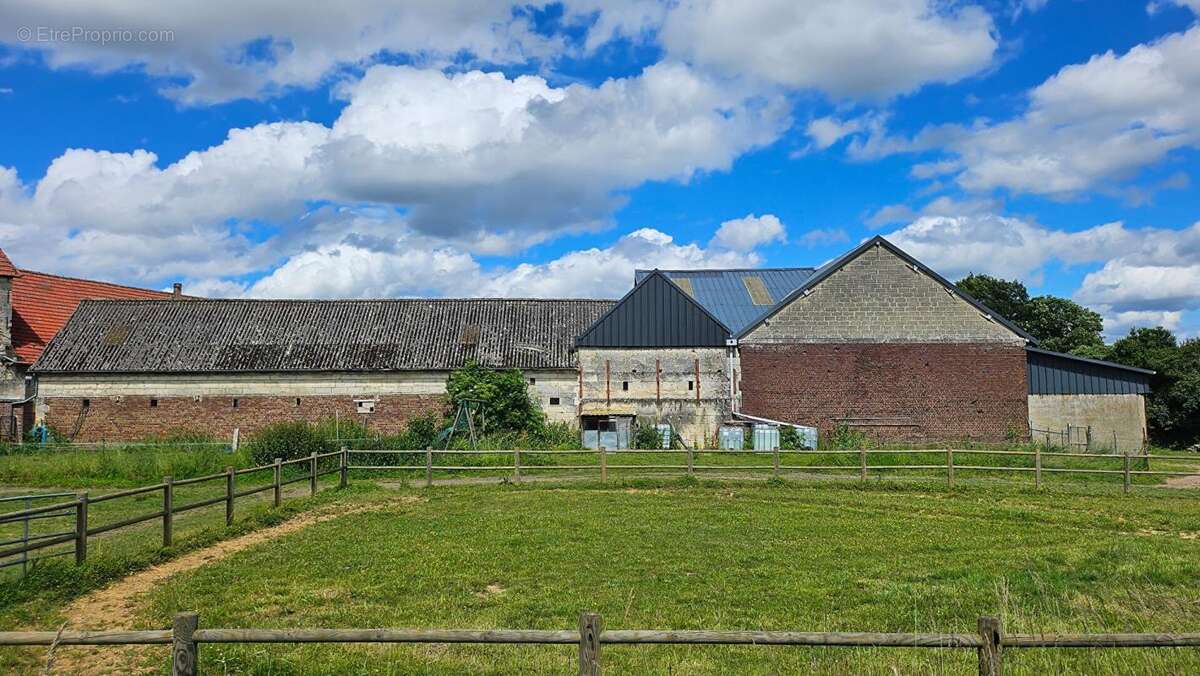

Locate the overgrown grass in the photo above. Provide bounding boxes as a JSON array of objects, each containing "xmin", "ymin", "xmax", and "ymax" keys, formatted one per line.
[
  {"xmin": 108, "ymin": 480, "xmax": 1200, "ymax": 674},
  {"xmin": 0, "ymin": 443, "xmax": 253, "ymax": 488}
]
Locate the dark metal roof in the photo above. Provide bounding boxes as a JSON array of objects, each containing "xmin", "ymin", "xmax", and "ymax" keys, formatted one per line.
[
  {"xmin": 734, "ymin": 236, "xmax": 1037, "ymax": 342},
  {"xmin": 633, "ymin": 268, "xmax": 814, "ymax": 334},
  {"xmin": 32, "ymin": 298, "xmax": 615, "ymax": 373},
  {"xmin": 577, "ymin": 271, "xmax": 730, "ymax": 348},
  {"xmin": 1026, "ymin": 347, "xmax": 1152, "ymax": 395}
]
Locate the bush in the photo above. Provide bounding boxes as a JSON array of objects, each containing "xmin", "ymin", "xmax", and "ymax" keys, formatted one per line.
[
  {"xmin": 633, "ymin": 424, "xmax": 663, "ymax": 450},
  {"xmin": 823, "ymin": 423, "xmax": 868, "ymax": 450},
  {"xmin": 780, "ymin": 426, "xmax": 800, "ymax": 450},
  {"xmin": 446, "ymin": 361, "xmax": 544, "ymax": 433},
  {"xmin": 245, "ymin": 421, "xmax": 334, "ymax": 464}
]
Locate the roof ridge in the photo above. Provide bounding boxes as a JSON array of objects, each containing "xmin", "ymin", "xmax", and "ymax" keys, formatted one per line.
[
  {"xmin": 18, "ymin": 268, "xmax": 174, "ymax": 295},
  {"xmin": 75, "ymin": 297, "xmax": 618, "ymax": 304},
  {"xmin": 635, "ymin": 267, "xmax": 817, "ymax": 273}
]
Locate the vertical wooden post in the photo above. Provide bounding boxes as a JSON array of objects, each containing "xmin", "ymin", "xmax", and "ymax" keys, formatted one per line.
[
  {"xmin": 74, "ymin": 491, "xmax": 88, "ymax": 565},
  {"xmin": 859, "ymin": 448, "xmax": 867, "ymax": 482},
  {"xmin": 172, "ymin": 611, "xmax": 199, "ymax": 676},
  {"xmin": 977, "ymin": 616, "xmax": 1002, "ymax": 676},
  {"xmin": 309, "ymin": 451, "xmax": 318, "ymax": 496},
  {"xmin": 272, "ymin": 459, "xmax": 282, "ymax": 508},
  {"xmin": 1034, "ymin": 447, "xmax": 1042, "ymax": 490},
  {"xmin": 772, "ymin": 445, "xmax": 780, "ymax": 477},
  {"xmin": 578, "ymin": 611, "xmax": 602, "ymax": 676},
  {"xmin": 225, "ymin": 467, "xmax": 234, "ymax": 527},
  {"xmin": 339, "ymin": 446, "xmax": 348, "ymax": 489},
  {"xmin": 425, "ymin": 447, "xmax": 433, "ymax": 488},
  {"xmin": 686, "ymin": 446, "xmax": 694, "ymax": 477},
  {"xmin": 162, "ymin": 476, "xmax": 174, "ymax": 548},
  {"xmin": 514, "ymin": 448, "xmax": 522, "ymax": 483},
  {"xmin": 946, "ymin": 449, "xmax": 954, "ymax": 487},
  {"xmin": 1123, "ymin": 451, "xmax": 1131, "ymax": 495},
  {"xmin": 600, "ymin": 447, "xmax": 607, "ymax": 482}
]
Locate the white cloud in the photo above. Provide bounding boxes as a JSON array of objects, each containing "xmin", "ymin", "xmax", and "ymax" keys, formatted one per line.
[
  {"xmin": 798, "ymin": 228, "xmax": 849, "ymax": 247},
  {"xmin": 0, "ymin": 62, "xmax": 788, "ymax": 284},
  {"xmin": 709, "ymin": 214, "xmax": 786, "ymax": 251},
  {"xmin": 661, "ymin": 0, "xmax": 998, "ymax": 99}
]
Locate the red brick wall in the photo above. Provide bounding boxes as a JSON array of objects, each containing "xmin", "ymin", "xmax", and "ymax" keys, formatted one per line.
[
  {"xmin": 42, "ymin": 394, "xmax": 446, "ymax": 442},
  {"xmin": 740, "ymin": 343, "xmax": 1028, "ymax": 443}
]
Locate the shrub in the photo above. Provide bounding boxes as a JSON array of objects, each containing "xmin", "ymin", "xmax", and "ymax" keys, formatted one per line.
[
  {"xmin": 780, "ymin": 426, "xmax": 800, "ymax": 450},
  {"xmin": 446, "ymin": 361, "xmax": 544, "ymax": 433},
  {"xmin": 824, "ymin": 423, "xmax": 868, "ymax": 450},
  {"xmin": 633, "ymin": 424, "xmax": 662, "ymax": 450},
  {"xmin": 245, "ymin": 421, "xmax": 334, "ymax": 464}
]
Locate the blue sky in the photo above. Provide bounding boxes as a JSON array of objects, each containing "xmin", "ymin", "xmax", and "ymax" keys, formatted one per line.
[{"xmin": 1, "ymin": 0, "xmax": 1198, "ymax": 339}]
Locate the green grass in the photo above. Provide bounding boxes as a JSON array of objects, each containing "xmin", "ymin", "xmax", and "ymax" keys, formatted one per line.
[
  {"xmin": 0, "ymin": 443, "xmax": 253, "ymax": 488},
  {"xmin": 96, "ymin": 479, "xmax": 1200, "ymax": 674}
]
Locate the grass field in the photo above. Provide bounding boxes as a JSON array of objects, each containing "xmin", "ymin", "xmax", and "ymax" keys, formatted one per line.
[{"xmin": 47, "ymin": 479, "xmax": 1191, "ymax": 674}]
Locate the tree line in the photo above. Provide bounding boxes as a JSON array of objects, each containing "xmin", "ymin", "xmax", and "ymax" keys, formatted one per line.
[{"xmin": 957, "ymin": 274, "xmax": 1200, "ymax": 448}]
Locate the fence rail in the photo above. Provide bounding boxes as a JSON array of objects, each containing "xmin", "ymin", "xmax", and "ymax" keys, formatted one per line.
[
  {"xmin": 2, "ymin": 611, "xmax": 1197, "ymax": 675},
  {"xmin": 0, "ymin": 449, "xmax": 351, "ymax": 574}
]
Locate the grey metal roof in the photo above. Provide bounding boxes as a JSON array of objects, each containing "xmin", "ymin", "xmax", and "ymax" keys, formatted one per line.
[
  {"xmin": 577, "ymin": 272, "xmax": 730, "ymax": 348},
  {"xmin": 734, "ymin": 237, "xmax": 1037, "ymax": 342},
  {"xmin": 1027, "ymin": 347, "xmax": 1152, "ymax": 395},
  {"xmin": 33, "ymin": 298, "xmax": 615, "ymax": 373},
  {"xmin": 633, "ymin": 268, "xmax": 814, "ymax": 334}
]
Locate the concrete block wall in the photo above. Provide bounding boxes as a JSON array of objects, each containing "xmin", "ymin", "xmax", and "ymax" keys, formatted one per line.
[
  {"xmin": 1028, "ymin": 394, "xmax": 1147, "ymax": 452},
  {"xmin": 36, "ymin": 369, "xmax": 580, "ymax": 441},
  {"xmin": 576, "ymin": 347, "xmax": 732, "ymax": 446},
  {"xmin": 740, "ymin": 343, "xmax": 1029, "ymax": 443},
  {"xmin": 744, "ymin": 244, "xmax": 1025, "ymax": 345}
]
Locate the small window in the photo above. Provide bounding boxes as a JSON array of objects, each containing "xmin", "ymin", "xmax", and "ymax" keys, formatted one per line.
[
  {"xmin": 622, "ymin": 381, "xmax": 629, "ymax": 391},
  {"xmin": 549, "ymin": 397, "xmax": 560, "ymax": 405},
  {"xmin": 687, "ymin": 381, "xmax": 694, "ymax": 391},
  {"xmin": 149, "ymin": 399, "xmax": 159, "ymax": 408},
  {"xmin": 232, "ymin": 398, "xmax": 239, "ymax": 409},
  {"xmin": 294, "ymin": 398, "xmax": 302, "ymax": 407},
  {"xmin": 529, "ymin": 377, "xmax": 536, "ymax": 385},
  {"xmin": 81, "ymin": 399, "xmax": 90, "ymax": 408}
]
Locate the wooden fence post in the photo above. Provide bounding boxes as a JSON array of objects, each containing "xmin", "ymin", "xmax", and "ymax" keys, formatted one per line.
[
  {"xmin": 225, "ymin": 467, "xmax": 234, "ymax": 527},
  {"xmin": 859, "ymin": 448, "xmax": 867, "ymax": 482},
  {"xmin": 74, "ymin": 491, "xmax": 88, "ymax": 565},
  {"xmin": 514, "ymin": 449, "xmax": 522, "ymax": 483},
  {"xmin": 1123, "ymin": 452, "xmax": 1131, "ymax": 495},
  {"xmin": 946, "ymin": 449, "xmax": 954, "ymax": 487},
  {"xmin": 273, "ymin": 458, "xmax": 282, "ymax": 507},
  {"xmin": 425, "ymin": 447, "xmax": 433, "ymax": 488},
  {"xmin": 162, "ymin": 476, "xmax": 174, "ymax": 548},
  {"xmin": 309, "ymin": 451, "xmax": 318, "ymax": 496},
  {"xmin": 977, "ymin": 616, "xmax": 1002, "ymax": 676},
  {"xmin": 772, "ymin": 446, "xmax": 780, "ymax": 478},
  {"xmin": 578, "ymin": 611, "xmax": 602, "ymax": 676},
  {"xmin": 600, "ymin": 447, "xmax": 607, "ymax": 483},
  {"xmin": 1034, "ymin": 447, "xmax": 1042, "ymax": 490},
  {"xmin": 686, "ymin": 446, "xmax": 694, "ymax": 477},
  {"xmin": 172, "ymin": 611, "xmax": 199, "ymax": 676},
  {"xmin": 339, "ymin": 446, "xmax": 348, "ymax": 489}
]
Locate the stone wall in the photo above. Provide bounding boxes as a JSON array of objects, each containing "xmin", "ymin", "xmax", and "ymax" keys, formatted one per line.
[
  {"xmin": 576, "ymin": 347, "xmax": 731, "ymax": 447},
  {"xmin": 743, "ymin": 243, "xmax": 1024, "ymax": 345},
  {"xmin": 36, "ymin": 369, "xmax": 579, "ymax": 441},
  {"xmin": 740, "ymin": 343, "xmax": 1029, "ymax": 443},
  {"xmin": 1028, "ymin": 394, "xmax": 1147, "ymax": 452}
]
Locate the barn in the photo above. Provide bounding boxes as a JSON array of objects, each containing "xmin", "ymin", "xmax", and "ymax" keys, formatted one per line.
[{"xmin": 29, "ymin": 237, "xmax": 1151, "ymax": 449}]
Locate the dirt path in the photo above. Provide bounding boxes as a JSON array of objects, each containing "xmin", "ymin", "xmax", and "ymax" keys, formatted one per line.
[{"xmin": 44, "ymin": 498, "xmax": 413, "ymax": 675}]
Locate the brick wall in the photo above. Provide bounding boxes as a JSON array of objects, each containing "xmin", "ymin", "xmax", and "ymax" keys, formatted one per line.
[
  {"xmin": 740, "ymin": 343, "xmax": 1029, "ymax": 443},
  {"xmin": 42, "ymin": 394, "xmax": 445, "ymax": 442}
]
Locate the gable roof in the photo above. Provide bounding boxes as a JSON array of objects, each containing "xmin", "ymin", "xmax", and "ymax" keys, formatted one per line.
[
  {"xmin": 735, "ymin": 236, "xmax": 1037, "ymax": 342},
  {"xmin": 11, "ymin": 269, "xmax": 177, "ymax": 364},
  {"xmin": 33, "ymin": 298, "xmax": 614, "ymax": 374},
  {"xmin": 633, "ymin": 268, "xmax": 814, "ymax": 334},
  {"xmin": 576, "ymin": 271, "xmax": 731, "ymax": 347},
  {"xmin": 0, "ymin": 249, "xmax": 19, "ymax": 278}
]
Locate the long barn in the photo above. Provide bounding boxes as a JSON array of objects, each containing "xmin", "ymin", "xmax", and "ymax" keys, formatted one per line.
[{"xmin": 28, "ymin": 237, "xmax": 1151, "ymax": 449}]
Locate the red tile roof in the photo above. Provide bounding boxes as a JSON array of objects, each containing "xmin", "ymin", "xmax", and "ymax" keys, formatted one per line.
[
  {"xmin": 0, "ymin": 250, "xmax": 19, "ymax": 278},
  {"xmin": 11, "ymin": 269, "xmax": 175, "ymax": 364}
]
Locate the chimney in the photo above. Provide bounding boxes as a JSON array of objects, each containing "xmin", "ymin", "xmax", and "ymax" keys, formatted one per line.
[{"xmin": 172, "ymin": 282, "xmax": 182, "ymax": 297}]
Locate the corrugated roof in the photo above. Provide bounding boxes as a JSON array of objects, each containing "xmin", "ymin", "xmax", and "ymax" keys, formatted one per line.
[
  {"xmin": 33, "ymin": 298, "xmax": 614, "ymax": 373},
  {"xmin": 1027, "ymin": 347, "xmax": 1152, "ymax": 395},
  {"xmin": 633, "ymin": 268, "xmax": 814, "ymax": 334},
  {"xmin": 10, "ymin": 269, "xmax": 176, "ymax": 364}
]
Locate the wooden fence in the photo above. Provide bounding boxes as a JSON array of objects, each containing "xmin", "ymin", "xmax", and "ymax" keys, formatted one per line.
[
  {"xmin": 0, "ymin": 611, "xmax": 1197, "ymax": 675},
  {"xmin": 0, "ymin": 449, "xmax": 349, "ymax": 570},
  {"xmin": 347, "ymin": 446, "xmax": 1199, "ymax": 494}
]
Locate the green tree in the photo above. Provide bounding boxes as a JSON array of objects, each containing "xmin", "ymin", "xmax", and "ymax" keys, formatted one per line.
[
  {"xmin": 956, "ymin": 274, "xmax": 1030, "ymax": 323},
  {"xmin": 1105, "ymin": 328, "xmax": 1200, "ymax": 447},
  {"xmin": 1021, "ymin": 296, "xmax": 1105, "ymax": 354},
  {"xmin": 446, "ymin": 361, "xmax": 545, "ymax": 433}
]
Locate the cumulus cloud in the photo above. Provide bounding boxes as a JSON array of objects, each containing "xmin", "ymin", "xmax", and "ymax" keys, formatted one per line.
[
  {"xmin": 0, "ymin": 62, "xmax": 787, "ymax": 284},
  {"xmin": 661, "ymin": 0, "xmax": 997, "ymax": 99},
  {"xmin": 708, "ymin": 214, "xmax": 786, "ymax": 251},
  {"xmin": 821, "ymin": 26, "xmax": 1200, "ymax": 197}
]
